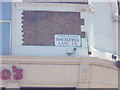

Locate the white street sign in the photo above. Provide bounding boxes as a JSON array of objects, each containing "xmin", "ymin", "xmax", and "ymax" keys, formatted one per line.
[{"xmin": 55, "ymin": 34, "xmax": 81, "ymax": 47}]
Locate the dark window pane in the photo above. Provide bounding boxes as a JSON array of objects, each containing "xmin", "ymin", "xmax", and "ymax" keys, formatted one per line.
[
  {"xmin": 23, "ymin": 0, "xmax": 88, "ymax": 4},
  {"xmin": 118, "ymin": 2, "xmax": 120, "ymax": 15},
  {"xmin": 0, "ymin": 87, "xmax": 5, "ymax": 90},
  {"xmin": 20, "ymin": 87, "xmax": 75, "ymax": 90}
]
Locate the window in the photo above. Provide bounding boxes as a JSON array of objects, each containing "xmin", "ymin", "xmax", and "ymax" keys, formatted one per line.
[
  {"xmin": 0, "ymin": 2, "xmax": 11, "ymax": 55},
  {"xmin": 118, "ymin": 1, "xmax": 120, "ymax": 15},
  {"xmin": 0, "ymin": 23, "xmax": 10, "ymax": 55},
  {"xmin": 23, "ymin": 0, "xmax": 88, "ymax": 4},
  {"xmin": 0, "ymin": 87, "xmax": 5, "ymax": 90},
  {"xmin": 2, "ymin": 2, "xmax": 11, "ymax": 20},
  {"xmin": 20, "ymin": 87, "xmax": 75, "ymax": 90}
]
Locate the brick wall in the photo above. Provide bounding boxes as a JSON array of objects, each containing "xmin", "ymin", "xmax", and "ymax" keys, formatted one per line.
[{"xmin": 22, "ymin": 11, "xmax": 84, "ymax": 46}]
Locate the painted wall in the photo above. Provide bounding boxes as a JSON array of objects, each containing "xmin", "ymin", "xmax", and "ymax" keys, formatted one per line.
[
  {"xmin": 81, "ymin": 1, "xmax": 118, "ymax": 60},
  {"xmin": 12, "ymin": 2, "xmax": 88, "ymax": 57},
  {"xmin": 0, "ymin": 1, "xmax": 116, "ymax": 60},
  {"xmin": 92, "ymin": 2, "xmax": 115, "ymax": 52},
  {"xmin": 0, "ymin": 56, "xmax": 118, "ymax": 88}
]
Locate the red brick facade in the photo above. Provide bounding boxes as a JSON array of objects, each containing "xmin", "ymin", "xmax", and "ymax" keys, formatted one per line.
[{"xmin": 22, "ymin": 11, "xmax": 85, "ymax": 46}]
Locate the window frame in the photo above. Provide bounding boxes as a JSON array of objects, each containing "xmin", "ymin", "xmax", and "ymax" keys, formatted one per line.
[
  {"xmin": 0, "ymin": 20, "xmax": 12, "ymax": 55},
  {"xmin": 0, "ymin": 2, "xmax": 12, "ymax": 55}
]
